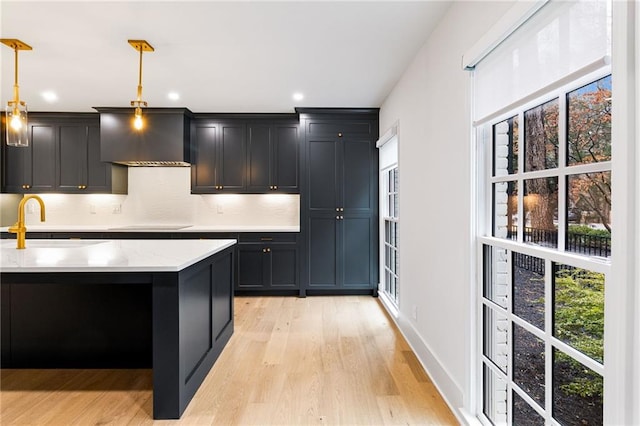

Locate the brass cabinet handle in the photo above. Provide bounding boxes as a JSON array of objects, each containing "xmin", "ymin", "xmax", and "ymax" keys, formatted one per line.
[
  {"xmin": 336, "ymin": 216, "xmax": 340, "ymax": 220},
  {"xmin": 340, "ymin": 207, "xmax": 344, "ymax": 212},
  {"xmin": 336, "ymin": 208, "xmax": 339, "ymax": 212},
  {"xmin": 340, "ymin": 215, "xmax": 344, "ymax": 220},
  {"xmin": 267, "ymin": 248, "xmax": 271, "ymax": 252},
  {"xmin": 22, "ymin": 184, "xmax": 31, "ymax": 189},
  {"xmin": 262, "ymin": 248, "xmax": 271, "ymax": 253},
  {"xmin": 338, "ymin": 132, "xmax": 343, "ymax": 137}
]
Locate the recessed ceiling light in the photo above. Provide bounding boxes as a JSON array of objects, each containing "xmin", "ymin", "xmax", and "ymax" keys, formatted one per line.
[
  {"xmin": 167, "ymin": 92, "xmax": 180, "ymax": 101},
  {"xmin": 292, "ymin": 92, "xmax": 304, "ymax": 102},
  {"xmin": 41, "ymin": 91, "xmax": 58, "ymax": 102}
]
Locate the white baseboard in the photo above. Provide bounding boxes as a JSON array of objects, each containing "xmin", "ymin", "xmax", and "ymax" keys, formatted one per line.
[{"xmin": 378, "ymin": 296, "xmax": 472, "ymax": 425}]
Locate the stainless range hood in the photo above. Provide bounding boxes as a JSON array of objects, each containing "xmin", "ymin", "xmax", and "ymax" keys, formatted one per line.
[{"xmin": 95, "ymin": 107, "xmax": 192, "ymax": 166}]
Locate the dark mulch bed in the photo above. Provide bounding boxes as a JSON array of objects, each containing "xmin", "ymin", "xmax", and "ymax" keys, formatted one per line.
[{"xmin": 511, "ymin": 265, "xmax": 603, "ymax": 425}]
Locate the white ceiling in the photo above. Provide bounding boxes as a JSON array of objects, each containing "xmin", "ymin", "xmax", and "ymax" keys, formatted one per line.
[{"xmin": 0, "ymin": 1, "xmax": 451, "ymax": 113}]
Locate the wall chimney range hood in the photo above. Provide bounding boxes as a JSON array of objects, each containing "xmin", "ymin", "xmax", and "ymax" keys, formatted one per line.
[{"xmin": 95, "ymin": 107, "xmax": 192, "ymax": 166}]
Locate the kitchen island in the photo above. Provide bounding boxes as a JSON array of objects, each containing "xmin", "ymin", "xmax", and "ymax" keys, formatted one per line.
[{"xmin": 0, "ymin": 238, "xmax": 236, "ymax": 420}]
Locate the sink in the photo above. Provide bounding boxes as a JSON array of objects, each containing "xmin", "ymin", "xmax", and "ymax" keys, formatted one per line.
[
  {"xmin": 1, "ymin": 240, "xmax": 106, "ymax": 249},
  {"xmin": 108, "ymin": 225, "xmax": 192, "ymax": 231}
]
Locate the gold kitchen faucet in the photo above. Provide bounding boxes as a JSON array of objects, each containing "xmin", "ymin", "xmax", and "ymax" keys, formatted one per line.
[{"xmin": 8, "ymin": 195, "xmax": 46, "ymax": 249}]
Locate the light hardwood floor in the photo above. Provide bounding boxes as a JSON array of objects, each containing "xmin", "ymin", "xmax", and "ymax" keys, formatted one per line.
[{"xmin": 1, "ymin": 296, "xmax": 458, "ymax": 425}]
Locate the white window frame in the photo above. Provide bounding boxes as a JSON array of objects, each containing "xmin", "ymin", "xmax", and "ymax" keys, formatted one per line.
[
  {"xmin": 377, "ymin": 126, "xmax": 399, "ymax": 315},
  {"xmin": 476, "ymin": 67, "xmax": 612, "ymax": 426},
  {"xmin": 381, "ymin": 165, "xmax": 399, "ymax": 309}
]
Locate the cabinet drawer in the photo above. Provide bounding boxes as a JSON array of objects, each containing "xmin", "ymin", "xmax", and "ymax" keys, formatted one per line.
[{"xmin": 238, "ymin": 233, "xmax": 298, "ymax": 243}]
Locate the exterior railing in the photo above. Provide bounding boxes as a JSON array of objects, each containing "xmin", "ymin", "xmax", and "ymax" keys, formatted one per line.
[{"xmin": 506, "ymin": 226, "xmax": 611, "ymax": 257}]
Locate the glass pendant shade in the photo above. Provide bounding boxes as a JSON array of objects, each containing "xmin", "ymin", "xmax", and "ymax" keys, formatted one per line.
[
  {"xmin": 133, "ymin": 106, "xmax": 144, "ymax": 130},
  {"xmin": 6, "ymin": 103, "xmax": 28, "ymax": 147}
]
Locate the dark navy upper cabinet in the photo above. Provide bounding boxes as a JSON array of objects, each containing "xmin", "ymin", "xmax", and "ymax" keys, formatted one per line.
[
  {"xmin": 3, "ymin": 121, "xmax": 55, "ymax": 193},
  {"xmin": 219, "ymin": 122, "xmax": 247, "ymax": 191},
  {"xmin": 247, "ymin": 121, "xmax": 299, "ymax": 193},
  {"xmin": 191, "ymin": 123, "xmax": 220, "ymax": 192},
  {"xmin": 298, "ymin": 108, "xmax": 379, "ymax": 295},
  {"xmin": 191, "ymin": 120, "xmax": 246, "ymax": 193},
  {"xmin": 2, "ymin": 114, "xmax": 126, "ymax": 194},
  {"xmin": 58, "ymin": 120, "xmax": 124, "ymax": 193},
  {"xmin": 192, "ymin": 115, "xmax": 299, "ymax": 194}
]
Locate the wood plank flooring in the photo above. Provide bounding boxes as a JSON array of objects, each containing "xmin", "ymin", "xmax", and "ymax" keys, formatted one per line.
[{"xmin": 1, "ymin": 296, "xmax": 457, "ymax": 425}]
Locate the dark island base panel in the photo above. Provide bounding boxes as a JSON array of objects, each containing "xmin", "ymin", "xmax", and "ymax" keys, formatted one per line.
[{"xmin": 0, "ymin": 246, "xmax": 235, "ymax": 420}]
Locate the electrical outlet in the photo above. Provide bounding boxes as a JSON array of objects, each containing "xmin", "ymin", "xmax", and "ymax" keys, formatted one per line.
[
  {"xmin": 89, "ymin": 204, "xmax": 97, "ymax": 214},
  {"xmin": 27, "ymin": 203, "xmax": 35, "ymax": 214},
  {"xmin": 411, "ymin": 305, "xmax": 418, "ymax": 321},
  {"xmin": 217, "ymin": 204, "xmax": 223, "ymax": 214},
  {"xmin": 112, "ymin": 204, "xmax": 122, "ymax": 214}
]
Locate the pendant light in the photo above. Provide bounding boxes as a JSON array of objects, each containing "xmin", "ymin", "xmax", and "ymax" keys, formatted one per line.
[
  {"xmin": 1, "ymin": 39, "xmax": 32, "ymax": 147},
  {"xmin": 128, "ymin": 40, "xmax": 154, "ymax": 131}
]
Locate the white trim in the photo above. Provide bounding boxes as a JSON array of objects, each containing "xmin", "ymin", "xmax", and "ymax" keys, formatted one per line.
[
  {"xmin": 396, "ymin": 312, "xmax": 466, "ymax": 425},
  {"xmin": 375, "ymin": 299, "xmax": 467, "ymax": 424},
  {"xmin": 607, "ymin": 1, "xmax": 637, "ymax": 424},
  {"xmin": 376, "ymin": 122, "xmax": 398, "ymax": 148},
  {"xmin": 478, "ymin": 236, "xmax": 610, "ymax": 274},
  {"xmin": 462, "ymin": 0, "xmax": 548, "ymax": 70},
  {"xmin": 378, "ymin": 289, "xmax": 398, "ymax": 318}
]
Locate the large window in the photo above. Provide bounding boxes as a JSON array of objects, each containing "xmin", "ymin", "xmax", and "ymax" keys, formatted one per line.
[
  {"xmin": 480, "ymin": 72, "xmax": 610, "ymax": 425},
  {"xmin": 378, "ymin": 129, "xmax": 399, "ymax": 310},
  {"xmin": 382, "ymin": 167, "xmax": 399, "ymax": 305}
]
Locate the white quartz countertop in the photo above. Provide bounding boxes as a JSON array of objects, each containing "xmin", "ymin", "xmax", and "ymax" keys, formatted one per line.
[
  {"xmin": 0, "ymin": 225, "xmax": 299, "ymax": 233},
  {"xmin": 0, "ymin": 239, "xmax": 237, "ymax": 273}
]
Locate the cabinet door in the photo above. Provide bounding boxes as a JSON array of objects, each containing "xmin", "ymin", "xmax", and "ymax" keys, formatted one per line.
[
  {"xmin": 219, "ymin": 122, "xmax": 246, "ymax": 191},
  {"xmin": 86, "ymin": 124, "xmax": 112, "ymax": 192},
  {"xmin": 308, "ymin": 215, "xmax": 338, "ymax": 287},
  {"xmin": 29, "ymin": 124, "xmax": 56, "ymax": 192},
  {"xmin": 191, "ymin": 125, "xmax": 219, "ymax": 192},
  {"xmin": 273, "ymin": 124, "xmax": 299, "ymax": 192},
  {"xmin": 236, "ymin": 244, "xmax": 267, "ymax": 289},
  {"xmin": 247, "ymin": 124, "xmax": 271, "ymax": 192},
  {"xmin": 341, "ymin": 215, "xmax": 373, "ymax": 288},
  {"xmin": 270, "ymin": 244, "xmax": 298, "ymax": 288},
  {"xmin": 58, "ymin": 124, "xmax": 88, "ymax": 191},
  {"xmin": 307, "ymin": 138, "xmax": 338, "ymax": 211},
  {"xmin": 3, "ymin": 144, "xmax": 30, "ymax": 193},
  {"xmin": 342, "ymin": 138, "xmax": 374, "ymax": 213}
]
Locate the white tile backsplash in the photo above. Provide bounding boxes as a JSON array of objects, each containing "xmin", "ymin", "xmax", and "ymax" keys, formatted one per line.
[{"xmin": 19, "ymin": 167, "xmax": 299, "ymax": 227}]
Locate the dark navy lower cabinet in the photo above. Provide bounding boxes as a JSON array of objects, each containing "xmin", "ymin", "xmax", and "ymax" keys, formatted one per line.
[{"xmin": 236, "ymin": 233, "xmax": 299, "ymax": 295}]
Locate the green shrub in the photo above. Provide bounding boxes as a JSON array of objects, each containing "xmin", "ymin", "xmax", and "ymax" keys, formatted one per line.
[
  {"xmin": 554, "ymin": 268, "xmax": 604, "ymax": 397},
  {"xmin": 567, "ymin": 225, "xmax": 611, "ymax": 239}
]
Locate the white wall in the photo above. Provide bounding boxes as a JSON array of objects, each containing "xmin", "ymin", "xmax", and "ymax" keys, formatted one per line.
[
  {"xmin": 20, "ymin": 167, "xmax": 299, "ymax": 227},
  {"xmin": 378, "ymin": 1, "xmax": 513, "ymax": 421}
]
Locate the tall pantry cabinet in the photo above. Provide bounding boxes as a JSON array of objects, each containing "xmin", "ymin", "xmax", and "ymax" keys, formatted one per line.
[{"xmin": 298, "ymin": 109, "xmax": 379, "ymax": 296}]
